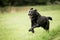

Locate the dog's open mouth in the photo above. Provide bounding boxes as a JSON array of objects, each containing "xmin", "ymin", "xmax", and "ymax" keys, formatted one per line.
[
  {"xmin": 29, "ymin": 16, "xmax": 33, "ymax": 19},
  {"xmin": 28, "ymin": 14, "xmax": 33, "ymax": 19}
]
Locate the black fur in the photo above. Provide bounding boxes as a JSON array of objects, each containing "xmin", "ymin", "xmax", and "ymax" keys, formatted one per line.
[{"xmin": 28, "ymin": 10, "xmax": 52, "ymax": 33}]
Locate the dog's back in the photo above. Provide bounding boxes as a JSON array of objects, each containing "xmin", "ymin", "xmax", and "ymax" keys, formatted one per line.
[{"xmin": 37, "ymin": 16, "xmax": 48, "ymax": 25}]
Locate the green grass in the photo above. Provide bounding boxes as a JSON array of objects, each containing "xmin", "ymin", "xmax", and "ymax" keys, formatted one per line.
[{"xmin": 0, "ymin": 5, "xmax": 60, "ymax": 40}]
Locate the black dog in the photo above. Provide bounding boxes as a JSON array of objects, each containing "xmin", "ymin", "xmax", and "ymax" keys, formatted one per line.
[{"xmin": 28, "ymin": 9, "xmax": 52, "ymax": 33}]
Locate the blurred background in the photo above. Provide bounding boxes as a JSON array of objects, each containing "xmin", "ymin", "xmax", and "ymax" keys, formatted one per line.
[
  {"xmin": 0, "ymin": 0, "xmax": 60, "ymax": 6},
  {"xmin": 0, "ymin": 0, "xmax": 60, "ymax": 12},
  {"xmin": 0, "ymin": 0, "xmax": 60, "ymax": 40}
]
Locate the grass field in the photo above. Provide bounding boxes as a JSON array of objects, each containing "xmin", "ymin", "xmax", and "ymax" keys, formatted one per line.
[{"xmin": 0, "ymin": 5, "xmax": 60, "ymax": 40}]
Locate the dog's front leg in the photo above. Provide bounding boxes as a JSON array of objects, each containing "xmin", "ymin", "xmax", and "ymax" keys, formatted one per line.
[{"xmin": 29, "ymin": 27, "xmax": 34, "ymax": 33}]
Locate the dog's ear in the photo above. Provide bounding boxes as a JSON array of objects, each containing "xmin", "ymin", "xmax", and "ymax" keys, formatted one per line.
[
  {"xmin": 34, "ymin": 9, "xmax": 37, "ymax": 11},
  {"xmin": 30, "ymin": 8, "xmax": 33, "ymax": 10}
]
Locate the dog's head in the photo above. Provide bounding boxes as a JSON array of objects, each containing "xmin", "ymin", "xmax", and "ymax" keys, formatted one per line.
[{"xmin": 28, "ymin": 9, "xmax": 37, "ymax": 19}]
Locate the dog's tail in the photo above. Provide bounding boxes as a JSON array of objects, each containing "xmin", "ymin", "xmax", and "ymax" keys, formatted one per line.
[{"xmin": 47, "ymin": 17, "xmax": 52, "ymax": 20}]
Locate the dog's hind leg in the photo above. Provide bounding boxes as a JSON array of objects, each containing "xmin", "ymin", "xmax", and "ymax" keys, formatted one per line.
[{"xmin": 45, "ymin": 21, "xmax": 49, "ymax": 32}]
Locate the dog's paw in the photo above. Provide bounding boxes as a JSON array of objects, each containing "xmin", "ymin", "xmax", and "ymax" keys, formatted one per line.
[
  {"xmin": 29, "ymin": 29, "xmax": 32, "ymax": 32},
  {"xmin": 32, "ymin": 30, "xmax": 34, "ymax": 33}
]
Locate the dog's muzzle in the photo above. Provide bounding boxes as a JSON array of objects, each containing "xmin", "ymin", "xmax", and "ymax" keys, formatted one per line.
[{"xmin": 28, "ymin": 14, "xmax": 33, "ymax": 19}]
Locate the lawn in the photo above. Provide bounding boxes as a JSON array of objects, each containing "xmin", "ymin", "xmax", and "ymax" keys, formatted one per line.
[{"xmin": 0, "ymin": 5, "xmax": 60, "ymax": 40}]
